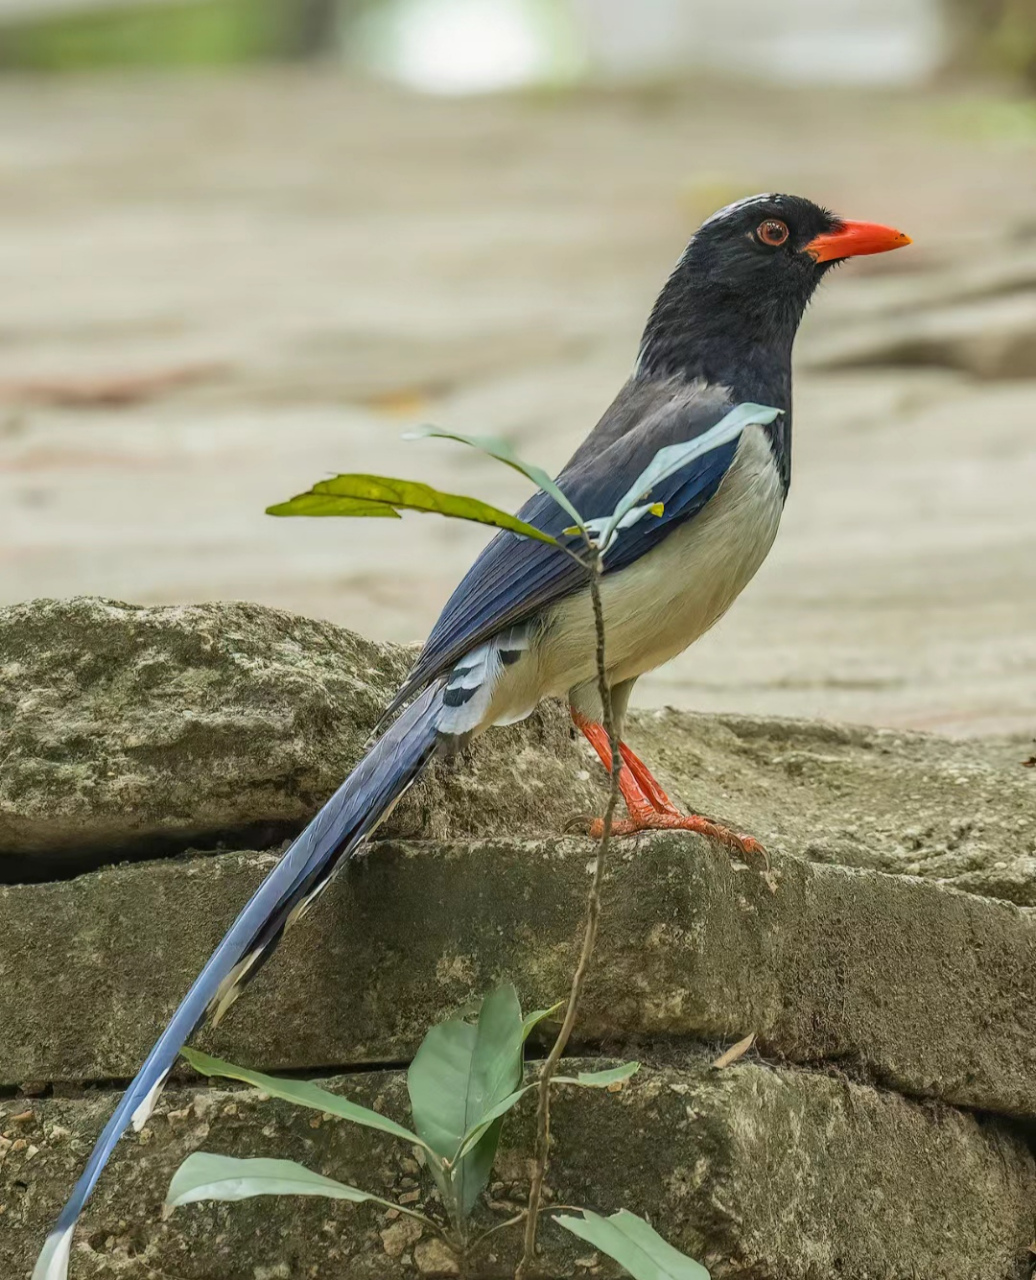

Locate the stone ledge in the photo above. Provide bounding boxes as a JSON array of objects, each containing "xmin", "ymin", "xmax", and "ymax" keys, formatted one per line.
[
  {"xmin": 4, "ymin": 834, "xmax": 1035, "ymax": 1118},
  {"xmin": 4, "ymin": 598, "xmax": 1035, "ymax": 902},
  {"xmin": 0, "ymin": 597, "xmax": 602, "ymax": 867},
  {"xmin": 3, "ymin": 1056, "xmax": 1033, "ymax": 1280},
  {"xmin": 627, "ymin": 709, "xmax": 1036, "ymax": 903}
]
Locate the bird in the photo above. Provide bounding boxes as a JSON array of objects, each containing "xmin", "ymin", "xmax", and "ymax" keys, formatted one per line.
[{"xmin": 34, "ymin": 193, "xmax": 910, "ymax": 1279}]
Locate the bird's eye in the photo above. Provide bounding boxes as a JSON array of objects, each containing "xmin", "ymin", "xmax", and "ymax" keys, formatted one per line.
[{"xmin": 757, "ymin": 219, "xmax": 789, "ymax": 247}]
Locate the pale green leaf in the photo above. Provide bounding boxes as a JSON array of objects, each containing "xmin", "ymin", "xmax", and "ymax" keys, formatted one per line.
[
  {"xmin": 406, "ymin": 1020, "xmax": 477, "ymax": 1161},
  {"xmin": 405, "ymin": 1017, "xmax": 477, "ymax": 1215},
  {"xmin": 454, "ymin": 1083, "xmax": 536, "ymax": 1161},
  {"xmin": 407, "ymin": 985, "xmax": 527, "ymax": 1219},
  {"xmin": 468, "ymin": 984, "xmax": 527, "ymax": 1120},
  {"xmin": 182, "ymin": 1049, "xmax": 429, "ymax": 1154},
  {"xmin": 407, "ymin": 987, "xmax": 525, "ymax": 1161},
  {"xmin": 522, "ymin": 1001, "xmax": 564, "ymax": 1043},
  {"xmin": 575, "ymin": 502, "xmax": 664, "ymax": 541},
  {"xmin": 454, "ymin": 1120, "xmax": 499, "ymax": 1220},
  {"xmin": 267, "ymin": 473, "xmax": 558, "ymax": 545},
  {"xmin": 166, "ymin": 1153, "xmax": 402, "ymax": 1216},
  {"xmin": 564, "ymin": 1062, "xmax": 640, "ymax": 1088},
  {"xmin": 405, "ymin": 426, "xmax": 585, "ymax": 528},
  {"xmin": 554, "ymin": 1209, "xmax": 711, "ymax": 1280}
]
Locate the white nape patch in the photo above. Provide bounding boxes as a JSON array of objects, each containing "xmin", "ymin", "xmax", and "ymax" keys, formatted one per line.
[
  {"xmin": 438, "ymin": 623, "xmax": 532, "ymax": 738},
  {"xmin": 32, "ymin": 1224, "xmax": 74, "ymax": 1280},
  {"xmin": 131, "ymin": 1067, "xmax": 171, "ymax": 1132},
  {"xmin": 699, "ymin": 193, "xmax": 776, "ymax": 230}
]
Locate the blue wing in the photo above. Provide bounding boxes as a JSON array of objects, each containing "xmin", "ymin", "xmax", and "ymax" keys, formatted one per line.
[{"xmin": 386, "ymin": 378, "xmax": 743, "ymax": 714}]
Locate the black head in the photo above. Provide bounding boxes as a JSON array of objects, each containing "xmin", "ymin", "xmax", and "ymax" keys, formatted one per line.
[{"xmin": 637, "ymin": 192, "xmax": 910, "ymax": 401}]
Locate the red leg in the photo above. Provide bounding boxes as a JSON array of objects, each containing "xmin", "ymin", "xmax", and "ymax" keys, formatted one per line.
[
  {"xmin": 571, "ymin": 714, "xmax": 661, "ymax": 824},
  {"xmin": 620, "ymin": 740, "xmax": 674, "ymax": 811},
  {"xmin": 572, "ymin": 712, "xmax": 767, "ymax": 864}
]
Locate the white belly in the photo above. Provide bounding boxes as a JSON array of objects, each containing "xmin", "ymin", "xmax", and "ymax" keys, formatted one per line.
[{"xmin": 489, "ymin": 424, "xmax": 785, "ymax": 721}]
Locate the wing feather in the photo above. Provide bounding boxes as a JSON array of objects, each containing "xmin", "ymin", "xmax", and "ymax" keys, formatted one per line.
[{"xmin": 385, "ymin": 378, "xmax": 741, "ymax": 715}]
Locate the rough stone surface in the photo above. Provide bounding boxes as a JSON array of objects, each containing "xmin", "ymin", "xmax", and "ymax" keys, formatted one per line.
[
  {"xmin": 4, "ymin": 1057, "xmax": 1033, "ymax": 1280},
  {"xmin": 4, "ymin": 598, "xmax": 1035, "ymax": 900},
  {"xmin": 628, "ymin": 709, "xmax": 1036, "ymax": 903},
  {"xmin": 5, "ymin": 833, "xmax": 1036, "ymax": 1118},
  {"xmin": 0, "ymin": 598, "xmax": 601, "ymax": 869}
]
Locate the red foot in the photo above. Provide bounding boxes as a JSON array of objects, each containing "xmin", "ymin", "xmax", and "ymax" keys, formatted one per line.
[
  {"xmin": 571, "ymin": 710, "xmax": 767, "ymax": 867},
  {"xmin": 589, "ymin": 806, "xmax": 767, "ymax": 864}
]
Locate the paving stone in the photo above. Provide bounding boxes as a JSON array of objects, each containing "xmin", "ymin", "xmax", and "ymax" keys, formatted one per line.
[
  {"xmin": 4, "ymin": 1056, "xmax": 1033, "ymax": 1280},
  {"xmin": 4, "ymin": 598, "xmax": 1035, "ymax": 900},
  {"xmin": 4, "ymin": 833, "xmax": 1035, "ymax": 1118}
]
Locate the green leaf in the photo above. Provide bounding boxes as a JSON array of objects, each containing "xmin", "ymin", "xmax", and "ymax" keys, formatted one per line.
[
  {"xmin": 406, "ymin": 1021, "xmax": 477, "ymax": 1160},
  {"xmin": 405, "ymin": 1018, "xmax": 477, "ymax": 1214},
  {"xmin": 467, "ymin": 984, "xmax": 527, "ymax": 1120},
  {"xmin": 522, "ymin": 1001, "xmax": 564, "ymax": 1043},
  {"xmin": 454, "ymin": 1118, "xmax": 500, "ymax": 1220},
  {"xmin": 590, "ymin": 403, "xmax": 783, "ymax": 553},
  {"xmin": 267, "ymin": 473, "xmax": 559, "ymax": 545},
  {"xmin": 454, "ymin": 1083, "xmax": 536, "ymax": 1160},
  {"xmin": 407, "ymin": 985, "xmax": 527, "ymax": 1220},
  {"xmin": 182, "ymin": 1049, "xmax": 429, "ymax": 1155},
  {"xmin": 407, "ymin": 987, "xmax": 525, "ymax": 1161},
  {"xmin": 405, "ymin": 426, "xmax": 585, "ymax": 529},
  {"xmin": 455, "ymin": 1061, "xmax": 640, "ymax": 1162},
  {"xmin": 554, "ymin": 1209, "xmax": 711, "ymax": 1280},
  {"xmin": 166, "ymin": 1153, "xmax": 405, "ymax": 1217}
]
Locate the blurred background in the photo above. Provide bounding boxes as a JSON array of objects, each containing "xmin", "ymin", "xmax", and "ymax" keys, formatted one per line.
[{"xmin": 1, "ymin": 0, "xmax": 1034, "ymax": 735}]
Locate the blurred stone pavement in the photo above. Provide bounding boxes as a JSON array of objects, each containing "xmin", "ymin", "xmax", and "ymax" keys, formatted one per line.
[{"xmin": 2, "ymin": 69, "xmax": 1035, "ymax": 735}]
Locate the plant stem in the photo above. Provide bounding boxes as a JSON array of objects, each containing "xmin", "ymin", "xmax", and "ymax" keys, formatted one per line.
[
  {"xmin": 515, "ymin": 552, "xmax": 621, "ymax": 1279},
  {"xmin": 468, "ymin": 1210, "xmax": 528, "ymax": 1256},
  {"xmin": 396, "ymin": 1206, "xmax": 444, "ymax": 1232}
]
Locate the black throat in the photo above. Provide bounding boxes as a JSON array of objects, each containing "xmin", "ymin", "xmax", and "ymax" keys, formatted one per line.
[{"xmin": 635, "ymin": 273, "xmax": 811, "ymax": 493}]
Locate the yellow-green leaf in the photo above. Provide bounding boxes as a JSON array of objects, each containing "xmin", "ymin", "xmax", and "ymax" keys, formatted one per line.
[
  {"xmin": 267, "ymin": 473, "xmax": 558, "ymax": 545},
  {"xmin": 267, "ymin": 493, "xmax": 401, "ymax": 518}
]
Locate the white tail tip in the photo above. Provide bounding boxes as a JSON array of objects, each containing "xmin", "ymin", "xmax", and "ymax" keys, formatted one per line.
[
  {"xmin": 130, "ymin": 1068, "xmax": 170, "ymax": 1132},
  {"xmin": 33, "ymin": 1224, "xmax": 74, "ymax": 1280}
]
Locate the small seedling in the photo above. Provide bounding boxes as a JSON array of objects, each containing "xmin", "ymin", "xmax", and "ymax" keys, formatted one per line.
[{"xmin": 166, "ymin": 986, "xmax": 704, "ymax": 1277}]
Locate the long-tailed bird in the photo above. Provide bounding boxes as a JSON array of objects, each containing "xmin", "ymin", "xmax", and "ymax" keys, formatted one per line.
[{"xmin": 34, "ymin": 193, "xmax": 910, "ymax": 1279}]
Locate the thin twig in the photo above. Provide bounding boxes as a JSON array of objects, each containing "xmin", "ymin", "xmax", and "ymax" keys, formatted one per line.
[{"xmin": 515, "ymin": 548, "xmax": 622, "ymax": 1279}]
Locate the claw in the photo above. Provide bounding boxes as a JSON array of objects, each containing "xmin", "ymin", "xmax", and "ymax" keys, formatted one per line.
[{"xmin": 589, "ymin": 808, "xmax": 769, "ymax": 871}]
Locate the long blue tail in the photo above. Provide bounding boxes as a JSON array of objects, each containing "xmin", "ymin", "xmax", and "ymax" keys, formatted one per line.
[{"xmin": 33, "ymin": 683, "xmax": 445, "ymax": 1280}]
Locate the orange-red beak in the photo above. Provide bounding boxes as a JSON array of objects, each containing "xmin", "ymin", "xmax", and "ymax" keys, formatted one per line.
[{"xmin": 804, "ymin": 220, "xmax": 912, "ymax": 263}]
